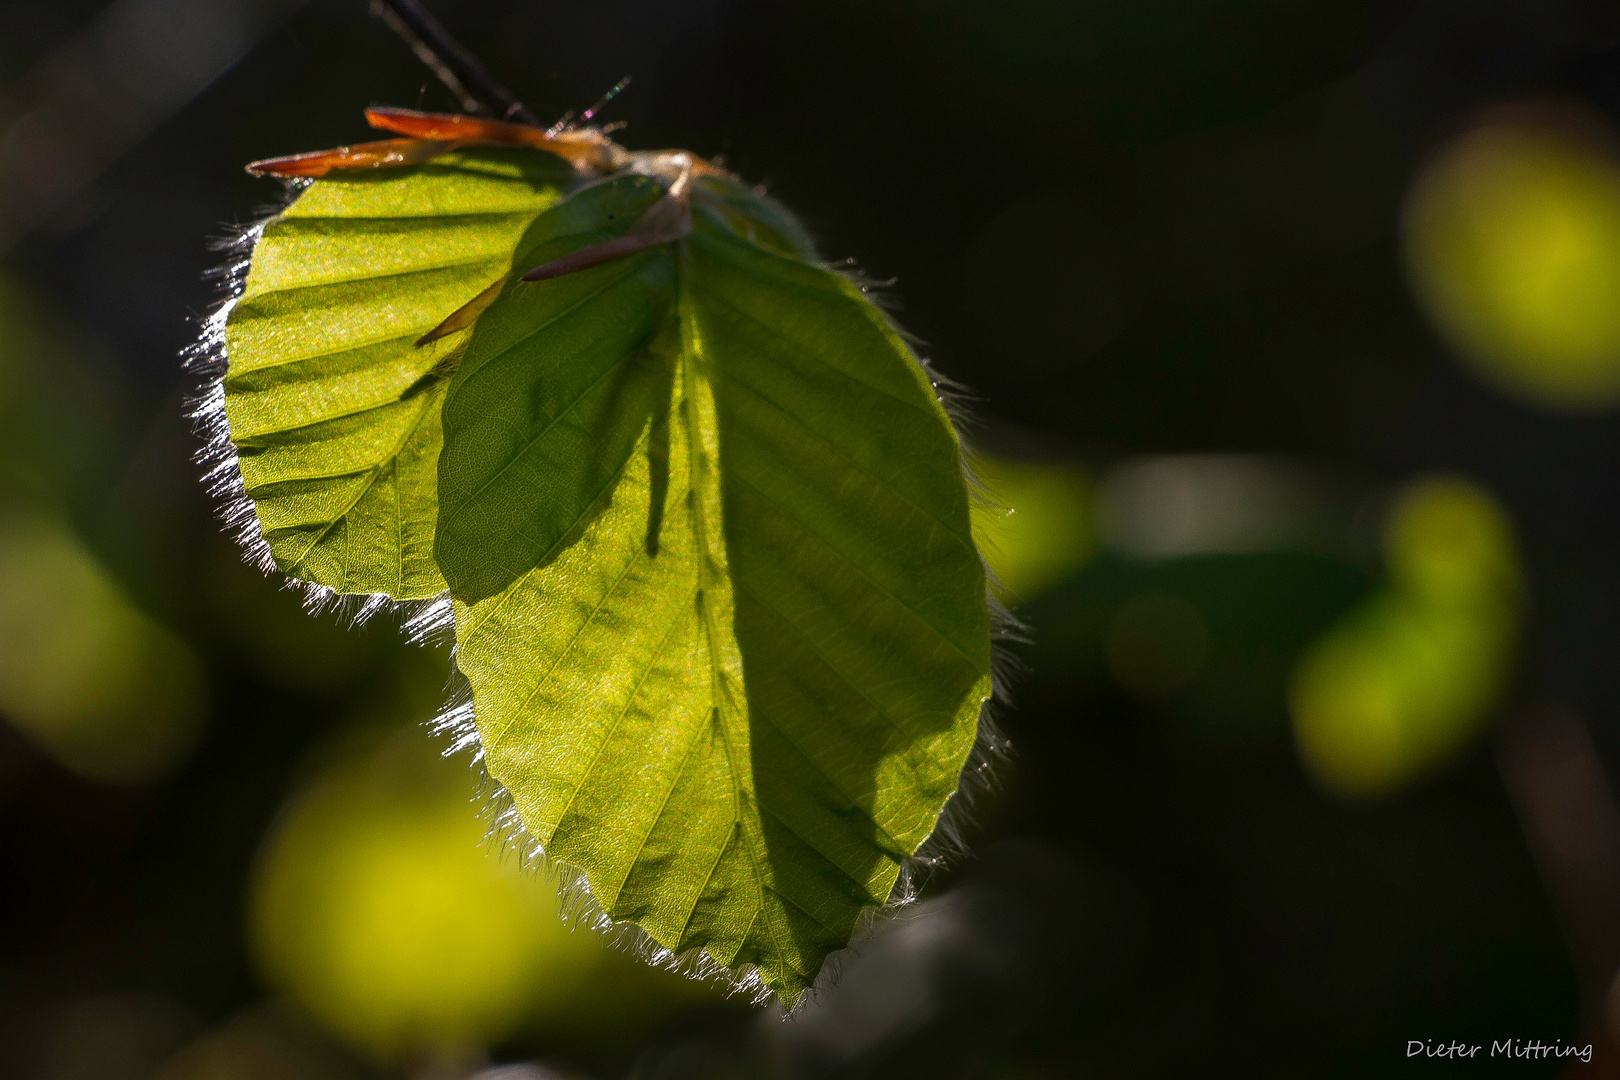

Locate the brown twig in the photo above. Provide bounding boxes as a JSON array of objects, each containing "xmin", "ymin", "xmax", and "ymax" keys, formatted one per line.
[
  {"xmin": 369, "ymin": 0, "xmax": 540, "ymax": 125},
  {"xmin": 1498, "ymin": 704, "xmax": 1620, "ymax": 1074}
]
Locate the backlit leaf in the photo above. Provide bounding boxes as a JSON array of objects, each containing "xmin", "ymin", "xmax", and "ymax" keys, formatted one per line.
[
  {"xmin": 224, "ymin": 149, "xmax": 571, "ymax": 597},
  {"xmin": 217, "ymin": 137, "xmax": 994, "ymax": 1005},
  {"xmin": 434, "ymin": 175, "xmax": 675, "ymax": 600},
  {"xmin": 444, "ymin": 176, "xmax": 992, "ymax": 1003}
]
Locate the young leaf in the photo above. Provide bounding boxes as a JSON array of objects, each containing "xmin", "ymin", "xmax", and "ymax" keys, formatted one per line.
[
  {"xmin": 223, "ymin": 149, "xmax": 571, "ymax": 597},
  {"xmin": 215, "ymin": 124, "xmax": 995, "ymax": 1005},
  {"xmin": 442, "ymin": 175, "xmax": 993, "ymax": 1003}
]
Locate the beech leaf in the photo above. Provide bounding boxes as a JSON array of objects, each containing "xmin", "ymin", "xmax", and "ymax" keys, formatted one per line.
[{"xmin": 213, "ymin": 133, "xmax": 995, "ymax": 1005}]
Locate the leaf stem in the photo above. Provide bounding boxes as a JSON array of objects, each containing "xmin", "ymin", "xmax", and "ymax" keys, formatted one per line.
[{"xmin": 369, "ymin": 0, "xmax": 541, "ymax": 125}]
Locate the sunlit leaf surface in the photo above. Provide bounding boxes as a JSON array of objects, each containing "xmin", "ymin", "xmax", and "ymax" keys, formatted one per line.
[
  {"xmin": 224, "ymin": 150, "xmax": 570, "ymax": 597},
  {"xmin": 223, "ymin": 150, "xmax": 992, "ymax": 1002}
]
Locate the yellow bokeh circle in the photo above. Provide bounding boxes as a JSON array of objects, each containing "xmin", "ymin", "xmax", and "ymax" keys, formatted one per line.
[
  {"xmin": 249, "ymin": 730, "xmax": 601, "ymax": 1060},
  {"xmin": 1405, "ymin": 104, "xmax": 1620, "ymax": 410}
]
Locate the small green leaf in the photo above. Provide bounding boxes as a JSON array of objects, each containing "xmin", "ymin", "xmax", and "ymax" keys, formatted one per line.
[
  {"xmin": 445, "ymin": 180, "xmax": 993, "ymax": 1003},
  {"xmin": 224, "ymin": 149, "xmax": 571, "ymax": 597}
]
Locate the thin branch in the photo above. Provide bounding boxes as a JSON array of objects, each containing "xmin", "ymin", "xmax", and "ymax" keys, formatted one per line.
[{"xmin": 369, "ymin": 0, "xmax": 540, "ymax": 125}]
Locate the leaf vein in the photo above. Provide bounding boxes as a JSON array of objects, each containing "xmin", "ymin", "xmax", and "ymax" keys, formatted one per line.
[
  {"xmin": 454, "ymin": 416, "xmax": 664, "ymax": 645},
  {"xmin": 601, "ymin": 668, "xmax": 717, "ymax": 912},
  {"xmin": 675, "ymin": 820, "xmax": 736, "ymax": 947},
  {"xmin": 442, "ymin": 269, "xmax": 664, "ymax": 523},
  {"xmin": 279, "ymin": 390, "xmax": 435, "ymax": 579},
  {"xmin": 242, "ymin": 253, "xmax": 509, "ymax": 303},
  {"xmin": 729, "ymin": 574, "xmax": 934, "ymax": 782},
  {"xmin": 482, "ymin": 535, "xmax": 690, "ymax": 762}
]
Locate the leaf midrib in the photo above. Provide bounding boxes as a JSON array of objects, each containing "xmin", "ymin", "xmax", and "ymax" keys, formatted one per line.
[
  {"xmin": 277, "ymin": 387, "xmax": 438, "ymax": 576},
  {"xmin": 677, "ymin": 249, "xmax": 780, "ymax": 981}
]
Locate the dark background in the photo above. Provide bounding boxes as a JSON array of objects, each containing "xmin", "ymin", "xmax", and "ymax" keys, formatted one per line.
[{"xmin": 3, "ymin": 0, "xmax": 1620, "ymax": 1076}]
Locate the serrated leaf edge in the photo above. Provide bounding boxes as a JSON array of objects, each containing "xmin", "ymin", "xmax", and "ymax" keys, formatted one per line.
[{"xmin": 185, "ymin": 193, "xmax": 460, "ymax": 637}]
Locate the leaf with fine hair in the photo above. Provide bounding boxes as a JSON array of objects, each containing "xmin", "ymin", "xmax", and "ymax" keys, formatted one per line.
[
  {"xmin": 213, "ymin": 131, "xmax": 995, "ymax": 1005},
  {"xmin": 441, "ymin": 175, "xmax": 993, "ymax": 1004},
  {"xmin": 222, "ymin": 149, "xmax": 571, "ymax": 598}
]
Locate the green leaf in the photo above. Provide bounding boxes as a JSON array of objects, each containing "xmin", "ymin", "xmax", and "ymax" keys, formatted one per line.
[
  {"xmin": 434, "ymin": 174, "xmax": 676, "ymax": 601},
  {"xmin": 218, "ymin": 140, "xmax": 995, "ymax": 1002},
  {"xmin": 223, "ymin": 149, "xmax": 572, "ymax": 598},
  {"xmin": 443, "ymin": 176, "xmax": 993, "ymax": 1003}
]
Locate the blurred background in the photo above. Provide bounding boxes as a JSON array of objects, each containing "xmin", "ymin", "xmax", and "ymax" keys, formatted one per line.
[{"xmin": 3, "ymin": 0, "xmax": 1620, "ymax": 1076}]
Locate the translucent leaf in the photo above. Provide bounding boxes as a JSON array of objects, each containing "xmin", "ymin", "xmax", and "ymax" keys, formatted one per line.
[
  {"xmin": 216, "ymin": 139, "xmax": 995, "ymax": 1004},
  {"xmin": 223, "ymin": 149, "xmax": 572, "ymax": 597},
  {"xmin": 434, "ymin": 175, "xmax": 675, "ymax": 600},
  {"xmin": 443, "ymin": 176, "xmax": 994, "ymax": 1003}
]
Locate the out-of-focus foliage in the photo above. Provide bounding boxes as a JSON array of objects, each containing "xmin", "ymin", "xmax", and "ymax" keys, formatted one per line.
[
  {"xmin": 251, "ymin": 717, "xmax": 706, "ymax": 1062},
  {"xmin": 157, "ymin": 1002, "xmax": 370, "ymax": 1080},
  {"xmin": 30, "ymin": 994, "xmax": 197, "ymax": 1080},
  {"xmin": 1104, "ymin": 591, "xmax": 1209, "ymax": 699},
  {"xmin": 1018, "ymin": 454, "xmax": 1376, "ymax": 738},
  {"xmin": 1035, "ymin": 547, "xmax": 1370, "ymax": 738},
  {"xmin": 0, "ymin": 274, "xmax": 119, "ymax": 501},
  {"xmin": 1405, "ymin": 106, "xmax": 1620, "ymax": 410},
  {"xmin": 1290, "ymin": 476, "xmax": 1521, "ymax": 797},
  {"xmin": 970, "ymin": 454, "xmax": 1093, "ymax": 606},
  {"xmin": 0, "ymin": 509, "xmax": 204, "ymax": 783},
  {"xmin": 0, "ymin": 274, "xmax": 205, "ymax": 784},
  {"xmin": 1093, "ymin": 456, "xmax": 1364, "ymax": 562}
]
